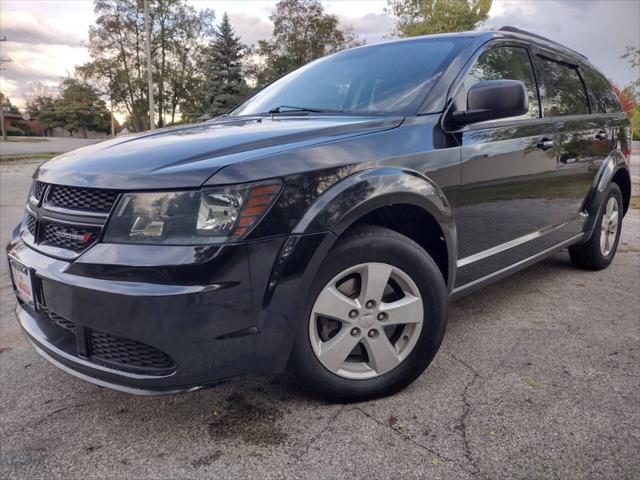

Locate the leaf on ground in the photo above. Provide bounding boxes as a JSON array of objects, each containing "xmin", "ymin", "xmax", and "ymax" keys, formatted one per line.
[
  {"xmin": 388, "ymin": 415, "xmax": 398, "ymax": 427},
  {"xmin": 431, "ymin": 458, "xmax": 439, "ymax": 466},
  {"xmin": 522, "ymin": 376, "xmax": 538, "ymax": 387}
]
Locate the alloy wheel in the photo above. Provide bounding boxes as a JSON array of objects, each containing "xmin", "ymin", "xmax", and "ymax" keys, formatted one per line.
[
  {"xmin": 308, "ymin": 262, "xmax": 424, "ymax": 379},
  {"xmin": 600, "ymin": 196, "xmax": 619, "ymax": 256}
]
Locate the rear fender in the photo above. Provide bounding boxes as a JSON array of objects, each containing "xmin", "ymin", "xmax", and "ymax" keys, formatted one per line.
[{"xmin": 582, "ymin": 150, "xmax": 630, "ymax": 238}]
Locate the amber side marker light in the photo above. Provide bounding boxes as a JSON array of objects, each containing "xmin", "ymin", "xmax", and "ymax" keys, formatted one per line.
[{"xmin": 232, "ymin": 183, "xmax": 281, "ymax": 237}]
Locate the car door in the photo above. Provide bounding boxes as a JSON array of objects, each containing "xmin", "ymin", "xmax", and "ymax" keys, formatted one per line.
[
  {"xmin": 451, "ymin": 42, "xmax": 563, "ymax": 287},
  {"xmin": 534, "ymin": 52, "xmax": 610, "ymax": 227}
]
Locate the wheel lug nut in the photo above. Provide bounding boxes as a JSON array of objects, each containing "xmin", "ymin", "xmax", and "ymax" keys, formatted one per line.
[
  {"xmin": 351, "ymin": 327, "xmax": 360, "ymax": 336},
  {"xmin": 377, "ymin": 312, "xmax": 387, "ymax": 321},
  {"xmin": 368, "ymin": 329, "xmax": 378, "ymax": 338},
  {"xmin": 349, "ymin": 309, "xmax": 359, "ymax": 318},
  {"xmin": 403, "ymin": 335, "xmax": 409, "ymax": 341},
  {"xmin": 365, "ymin": 300, "xmax": 376, "ymax": 309}
]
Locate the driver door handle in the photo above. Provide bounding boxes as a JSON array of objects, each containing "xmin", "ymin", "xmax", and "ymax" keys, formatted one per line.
[{"xmin": 536, "ymin": 138, "xmax": 554, "ymax": 151}]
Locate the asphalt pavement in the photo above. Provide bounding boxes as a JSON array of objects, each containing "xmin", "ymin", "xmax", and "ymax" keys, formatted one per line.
[
  {"xmin": 0, "ymin": 158, "xmax": 638, "ymax": 480},
  {"xmin": 0, "ymin": 137, "xmax": 103, "ymax": 156}
]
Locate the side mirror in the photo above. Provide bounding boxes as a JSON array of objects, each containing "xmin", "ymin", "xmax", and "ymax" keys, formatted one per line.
[{"xmin": 452, "ymin": 80, "xmax": 529, "ymax": 126}]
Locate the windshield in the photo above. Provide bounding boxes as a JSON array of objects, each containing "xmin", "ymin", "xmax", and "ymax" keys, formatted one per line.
[{"xmin": 232, "ymin": 37, "xmax": 470, "ymax": 117}]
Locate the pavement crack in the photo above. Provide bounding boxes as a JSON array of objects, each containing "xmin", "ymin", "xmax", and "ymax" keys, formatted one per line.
[
  {"xmin": 295, "ymin": 404, "xmax": 345, "ymax": 461},
  {"xmin": 352, "ymin": 405, "xmax": 469, "ymax": 471},
  {"xmin": 24, "ymin": 402, "xmax": 90, "ymax": 430},
  {"xmin": 449, "ymin": 352, "xmax": 484, "ymax": 478}
]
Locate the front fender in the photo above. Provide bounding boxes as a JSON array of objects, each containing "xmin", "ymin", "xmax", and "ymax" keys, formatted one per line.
[{"xmin": 292, "ymin": 167, "xmax": 457, "ymax": 287}]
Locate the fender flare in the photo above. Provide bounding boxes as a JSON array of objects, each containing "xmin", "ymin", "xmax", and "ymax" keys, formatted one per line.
[
  {"xmin": 292, "ymin": 166, "xmax": 457, "ymax": 289},
  {"xmin": 582, "ymin": 150, "xmax": 630, "ymax": 238}
]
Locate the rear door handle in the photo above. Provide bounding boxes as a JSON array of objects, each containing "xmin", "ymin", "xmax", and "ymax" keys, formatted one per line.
[
  {"xmin": 595, "ymin": 130, "xmax": 608, "ymax": 141},
  {"xmin": 536, "ymin": 139, "xmax": 554, "ymax": 151}
]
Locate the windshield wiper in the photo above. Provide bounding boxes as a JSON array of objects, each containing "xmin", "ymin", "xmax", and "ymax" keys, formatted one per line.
[{"xmin": 266, "ymin": 105, "xmax": 344, "ymax": 115}]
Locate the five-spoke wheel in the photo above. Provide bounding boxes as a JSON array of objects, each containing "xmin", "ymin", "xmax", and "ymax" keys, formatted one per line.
[{"xmin": 309, "ymin": 262, "xmax": 423, "ymax": 379}]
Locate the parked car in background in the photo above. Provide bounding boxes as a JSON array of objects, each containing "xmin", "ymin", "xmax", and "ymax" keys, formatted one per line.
[{"xmin": 7, "ymin": 27, "xmax": 631, "ymax": 402}]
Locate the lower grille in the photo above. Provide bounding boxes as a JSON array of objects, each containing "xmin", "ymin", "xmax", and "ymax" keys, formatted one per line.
[
  {"xmin": 89, "ymin": 331, "xmax": 176, "ymax": 373},
  {"xmin": 42, "ymin": 307, "xmax": 76, "ymax": 334},
  {"xmin": 42, "ymin": 222, "xmax": 100, "ymax": 252},
  {"xmin": 36, "ymin": 308, "xmax": 175, "ymax": 374}
]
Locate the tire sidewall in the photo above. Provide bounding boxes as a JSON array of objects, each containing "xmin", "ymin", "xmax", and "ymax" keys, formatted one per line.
[
  {"xmin": 595, "ymin": 183, "xmax": 624, "ymax": 265},
  {"xmin": 290, "ymin": 227, "xmax": 448, "ymax": 401}
]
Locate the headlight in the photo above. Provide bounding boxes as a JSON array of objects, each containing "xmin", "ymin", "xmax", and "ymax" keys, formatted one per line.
[{"xmin": 103, "ymin": 181, "xmax": 281, "ymax": 245}]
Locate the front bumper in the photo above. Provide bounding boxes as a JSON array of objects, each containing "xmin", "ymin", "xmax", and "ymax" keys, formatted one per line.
[{"xmin": 7, "ymin": 229, "xmax": 334, "ymax": 394}]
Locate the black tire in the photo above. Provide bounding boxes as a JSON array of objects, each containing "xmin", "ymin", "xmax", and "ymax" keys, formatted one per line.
[
  {"xmin": 289, "ymin": 225, "xmax": 448, "ymax": 402},
  {"xmin": 569, "ymin": 182, "xmax": 623, "ymax": 270}
]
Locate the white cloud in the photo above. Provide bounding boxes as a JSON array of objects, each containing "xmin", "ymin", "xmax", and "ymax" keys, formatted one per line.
[
  {"xmin": 485, "ymin": 0, "xmax": 640, "ymax": 86},
  {"xmin": 0, "ymin": 0, "xmax": 638, "ymax": 108}
]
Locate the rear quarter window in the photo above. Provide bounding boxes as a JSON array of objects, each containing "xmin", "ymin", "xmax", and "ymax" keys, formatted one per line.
[
  {"xmin": 580, "ymin": 66, "xmax": 622, "ymax": 114},
  {"xmin": 539, "ymin": 57, "xmax": 589, "ymax": 116}
]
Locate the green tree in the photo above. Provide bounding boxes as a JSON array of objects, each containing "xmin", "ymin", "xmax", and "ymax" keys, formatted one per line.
[
  {"xmin": 202, "ymin": 13, "xmax": 249, "ymax": 117},
  {"xmin": 0, "ymin": 94, "xmax": 22, "ymax": 115},
  {"xmin": 78, "ymin": 0, "xmax": 215, "ymax": 131},
  {"xmin": 255, "ymin": 0, "xmax": 361, "ymax": 86},
  {"xmin": 55, "ymin": 79, "xmax": 111, "ymax": 138},
  {"xmin": 386, "ymin": 0, "xmax": 492, "ymax": 37},
  {"xmin": 25, "ymin": 94, "xmax": 60, "ymax": 136}
]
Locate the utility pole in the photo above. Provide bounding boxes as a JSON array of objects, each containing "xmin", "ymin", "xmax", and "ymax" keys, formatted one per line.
[
  {"xmin": 0, "ymin": 92, "xmax": 6, "ymax": 142},
  {"xmin": 144, "ymin": 0, "xmax": 155, "ymax": 130},
  {"xmin": 0, "ymin": 36, "xmax": 10, "ymax": 141}
]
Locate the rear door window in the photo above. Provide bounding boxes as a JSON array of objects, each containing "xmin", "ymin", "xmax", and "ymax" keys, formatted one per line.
[
  {"xmin": 580, "ymin": 66, "xmax": 622, "ymax": 113},
  {"xmin": 538, "ymin": 57, "xmax": 589, "ymax": 116},
  {"xmin": 463, "ymin": 45, "xmax": 540, "ymax": 120}
]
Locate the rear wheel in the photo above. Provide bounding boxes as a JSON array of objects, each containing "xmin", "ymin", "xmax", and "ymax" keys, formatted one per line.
[
  {"xmin": 569, "ymin": 183, "xmax": 623, "ymax": 270},
  {"xmin": 290, "ymin": 225, "xmax": 447, "ymax": 402}
]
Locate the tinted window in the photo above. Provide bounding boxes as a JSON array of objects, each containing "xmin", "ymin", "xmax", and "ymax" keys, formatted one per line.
[
  {"xmin": 581, "ymin": 66, "xmax": 621, "ymax": 113},
  {"xmin": 232, "ymin": 38, "xmax": 470, "ymax": 116},
  {"xmin": 539, "ymin": 58, "xmax": 589, "ymax": 116},
  {"xmin": 463, "ymin": 46, "xmax": 540, "ymax": 119}
]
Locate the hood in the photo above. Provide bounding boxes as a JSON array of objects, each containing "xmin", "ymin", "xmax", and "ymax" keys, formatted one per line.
[{"xmin": 36, "ymin": 115, "xmax": 403, "ymax": 190}]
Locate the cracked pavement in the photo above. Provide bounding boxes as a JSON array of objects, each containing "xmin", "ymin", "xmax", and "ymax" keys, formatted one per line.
[{"xmin": 1, "ymin": 159, "xmax": 639, "ymax": 479}]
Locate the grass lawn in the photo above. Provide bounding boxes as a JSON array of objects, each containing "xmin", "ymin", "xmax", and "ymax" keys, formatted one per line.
[{"xmin": 0, "ymin": 152, "xmax": 59, "ymax": 162}]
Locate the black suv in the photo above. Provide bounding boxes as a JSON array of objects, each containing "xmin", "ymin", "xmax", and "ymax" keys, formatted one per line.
[{"xmin": 7, "ymin": 27, "xmax": 632, "ymax": 401}]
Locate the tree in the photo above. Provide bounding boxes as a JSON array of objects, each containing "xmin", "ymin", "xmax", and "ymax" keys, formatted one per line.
[
  {"xmin": 613, "ymin": 82, "xmax": 639, "ymax": 141},
  {"xmin": 78, "ymin": 0, "xmax": 215, "ymax": 131},
  {"xmin": 386, "ymin": 0, "xmax": 492, "ymax": 37},
  {"xmin": 1, "ymin": 94, "xmax": 22, "ymax": 115},
  {"xmin": 202, "ymin": 13, "xmax": 249, "ymax": 117},
  {"xmin": 255, "ymin": 0, "xmax": 361, "ymax": 86},
  {"xmin": 621, "ymin": 46, "xmax": 640, "ymax": 68},
  {"xmin": 25, "ymin": 94, "xmax": 59, "ymax": 136},
  {"xmin": 55, "ymin": 79, "xmax": 111, "ymax": 138}
]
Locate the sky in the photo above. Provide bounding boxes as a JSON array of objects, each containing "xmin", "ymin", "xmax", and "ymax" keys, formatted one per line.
[{"xmin": 0, "ymin": 0, "xmax": 639, "ymax": 109}]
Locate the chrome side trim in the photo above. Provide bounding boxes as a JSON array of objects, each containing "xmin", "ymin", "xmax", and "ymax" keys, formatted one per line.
[
  {"xmin": 451, "ymin": 233, "xmax": 585, "ymax": 300},
  {"xmin": 457, "ymin": 218, "xmax": 577, "ymax": 268}
]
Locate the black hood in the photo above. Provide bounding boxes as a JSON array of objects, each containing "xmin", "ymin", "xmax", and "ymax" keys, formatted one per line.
[{"xmin": 36, "ymin": 116, "xmax": 403, "ymax": 190}]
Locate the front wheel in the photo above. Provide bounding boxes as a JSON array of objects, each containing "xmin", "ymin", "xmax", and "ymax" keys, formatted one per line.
[
  {"xmin": 289, "ymin": 226, "xmax": 448, "ymax": 402},
  {"xmin": 569, "ymin": 182, "xmax": 623, "ymax": 270}
]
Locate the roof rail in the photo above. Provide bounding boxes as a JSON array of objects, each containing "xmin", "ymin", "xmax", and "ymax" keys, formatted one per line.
[{"xmin": 498, "ymin": 26, "xmax": 588, "ymax": 60}]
